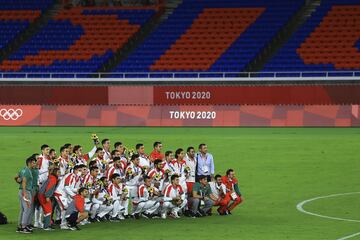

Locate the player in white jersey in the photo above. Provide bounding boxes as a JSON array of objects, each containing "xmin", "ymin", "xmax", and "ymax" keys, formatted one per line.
[
  {"xmin": 169, "ymin": 148, "xmax": 189, "ymax": 193},
  {"xmin": 54, "ymin": 165, "xmax": 84, "ymax": 229},
  {"xmin": 184, "ymin": 146, "xmax": 197, "ymax": 194},
  {"xmin": 101, "ymin": 138, "xmax": 112, "ymax": 163},
  {"xmin": 57, "ymin": 146, "xmax": 71, "ymax": 179},
  {"xmin": 107, "ymin": 173, "xmax": 128, "ymax": 220},
  {"xmin": 90, "ymin": 177, "xmax": 113, "ymax": 222},
  {"xmin": 38, "ymin": 144, "xmax": 51, "ymax": 186},
  {"xmin": 147, "ymin": 159, "xmax": 165, "ymax": 191},
  {"xmin": 106, "ymin": 157, "xmax": 125, "ymax": 181},
  {"xmin": 136, "ymin": 143, "xmax": 151, "ymax": 170},
  {"xmin": 92, "ymin": 148, "xmax": 107, "ymax": 177},
  {"xmin": 162, "ymin": 174, "xmax": 187, "ymax": 219},
  {"xmin": 132, "ymin": 176, "xmax": 160, "ymax": 219},
  {"xmin": 125, "ymin": 154, "xmax": 142, "ymax": 215}
]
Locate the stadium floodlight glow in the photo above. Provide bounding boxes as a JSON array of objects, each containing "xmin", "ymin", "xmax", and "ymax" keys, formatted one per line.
[{"xmin": 0, "ymin": 108, "xmax": 23, "ymax": 121}]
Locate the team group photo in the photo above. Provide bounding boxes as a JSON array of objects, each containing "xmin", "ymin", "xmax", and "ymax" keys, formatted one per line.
[{"xmin": 15, "ymin": 134, "xmax": 243, "ymax": 233}]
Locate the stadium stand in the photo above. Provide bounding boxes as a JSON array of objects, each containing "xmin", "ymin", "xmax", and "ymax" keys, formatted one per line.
[
  {"xmin": 0, "ymin": 6, "xmax": 155, "ymax": 73},
  {"xmin": 0, "ymin": 0, "xmax": 54, "ymax": 52},
  {"xmin": 263, "ymin": 0, "xmax": 360, "ymax": 76},
  {"xmin": 0, "ymin": 0, "xmax": 360, "ymax": 75},
  {"xmin": 114, "ymin": 0, "xmax": 305, "ymax": 73}
]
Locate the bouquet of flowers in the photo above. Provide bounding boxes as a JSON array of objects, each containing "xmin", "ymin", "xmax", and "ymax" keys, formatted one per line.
[
  {"xmin": 91, "ymin": 133, "xmax": 99, "ymax": 145},
  {"xmin": 184, "ymin": 165, "xmax": 191, "ymax": 173},
  {"xmin": 154, "ymin": 173, "xmax": 161, "ymax": 181}
]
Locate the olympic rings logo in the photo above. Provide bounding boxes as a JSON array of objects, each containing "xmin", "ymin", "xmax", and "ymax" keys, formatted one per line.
[{"xmin": 0, "ymin": 108, "xmax": 23, "ymax": 121}]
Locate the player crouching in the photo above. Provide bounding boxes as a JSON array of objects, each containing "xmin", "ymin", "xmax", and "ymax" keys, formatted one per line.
[
  {"xmin": 162, "ymin": 174, "xmax": 187, "ymax": 219},
  {"xmin": 132, "ymin": 176, "xmax": 161, "ymax": 219},
  {"xmin": 65, "ymin": 187, "xmax": 89, "ymax": 230}
]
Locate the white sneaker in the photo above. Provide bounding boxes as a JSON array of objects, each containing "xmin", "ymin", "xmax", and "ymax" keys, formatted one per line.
[
  {"xmin": 118, "ymin": 214, "xmax": 125, "ymax": 220},
  {"xmin": 80, "ymin": 220, "xmax": 90, "ymax": 225},
  {"xmin": 60, "ymin": 224, "xmax": 70, "ymax": 230},
  {"xmin": 171, "ymin": 211, "xmax": 180, "ymax": 219},
  {"xmin": 34, "ymin": 222, "xmax": 44, "ymax": 229},
  {"xmin": 161, "ymin": 213, "xmax": 166, "ymax": 219}
]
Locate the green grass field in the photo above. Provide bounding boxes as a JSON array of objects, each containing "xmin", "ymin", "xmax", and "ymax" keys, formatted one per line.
[{"xmin": 0, "ymin": 127, "xmax": 359, "ymax": 240}]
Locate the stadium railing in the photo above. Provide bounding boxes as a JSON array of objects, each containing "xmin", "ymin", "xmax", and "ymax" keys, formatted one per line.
[{"xmin": 0, "ymin": 71, "xmax": 360, "ymax": 82}]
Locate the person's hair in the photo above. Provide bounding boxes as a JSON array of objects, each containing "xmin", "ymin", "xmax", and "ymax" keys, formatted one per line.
[
  {"xmin": 73, "ymin": 165, "xmax": 83, "ymax": 171},
  {"xmin": 99, "ymin": 176, "xmax": 107, "ymax": 182},
  {"xmin": 154, "ymin": 159, "xmax": 162, "ymax": 165},
  {"xmin": 60, "ymin": 146, "xmax": 67, "ymax": 153},
  {"xmin": 101, "ymin": 139, "xmax": 109, "ymax": 145},
  {"xmin": 186, "ymin": 146, "xmax": 194, "ymax": 153},
  {"xmin": 215, "ymin": 174, "xmax": 222, "ymax": 180},
  {"xmin": 113, "ymin": 156, "xmax": 121, "ymax": 162},
  {"xmin": 88, "ymin": 160, "xmax": 97, "ymax": 168},
  {"xmin": 143, "ymin": 175, "xmax": 151, "ymax": 181},
  {"xmin": 51, "ymin": 167, "xmax": 60, "ymax": 176},
  {"xmin": 26, "ymin": 156, "xmax": 36, "ymax": 165},
  {"xmin": 111, "ymin": 150, "xmax": 119, "ymax": 156},
  {"xmin": 131, "ymin": 154, "xmax": 139, "ymax": 161},
  {"xmin": 175, "ymin": 148, "xmax": 183, "ymax": 159},
  {"xmin": 73, "ymin": 145, "xmax": 81, "ymax": 153},
  {"xmin": 198, "ymin": 143, "xmax": 206, "ymax": 150},
  {"xmin": 165, "ymin": 151, "xmax": 173, "ymax": 157},
  {"xmin": 171, "ymin": 174, "xmax": 179, "ymax": 182},
  {"xmin": 78, "ymin": 187, "xmax": 88, "ymax": 194},
  {"xmin": 111, "ymin": 173, "xmax": 121, "ymax": 181},
  {"xmin": 135, "ymin": 143, "xmax": 143, "ymax": 150},
  {"xmin": 64, "ymin": 143, "xmax": 72, "ymax": 148},
  {"xmin": 78, "ymin": 164, "xmax": 86, "ymax": 169},
  {"xmin": 153, "ymin": 141, "xmax": 161, "ymax": 148},
  {"xmin": 114, "ymin": 142, "xmax": 122, "ymax": 149},
  {"xmin": 41, "ymin": 144, "xmax": 49, "ymax": 151},
  {"xmin": 49, "ymin": 149, "xmax": 56, "ymax": 155},
  {"xmin": 90, "ymin": 166, "xmax": 99, "ymax": 172},
  {"xmin": 30, "ymin": 153, "xmax": 39, "ymax": 159},
  {"xmin": 226, "ymin": 169, "xmax": 234, "ymax": 176},
  {"xmin": 96, "ymin": 147, "xmax": 103, "ymax": 153},
  {"xmin": 198, "ymin": 175, "xmax": 207, "ymax": 181}
]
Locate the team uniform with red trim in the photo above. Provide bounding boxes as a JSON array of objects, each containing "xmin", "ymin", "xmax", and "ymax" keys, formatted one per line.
[
  {"xmin": 132, "ymin": 184, "xmax": 160, "ymax": 215},
  {"xmin": 169, "ymin": 160, "xmax": 188, "ymax": 193},
  {"xmin": 147, "ymin": 168, "xmax": 165, "ymax": 191},
  {"xmin": 184, "ymin": 154, "xmax": 197, "ymax": 194},
  {"xmin": 107, "ymin": 182, "xmax": 128, "ymax": 218},
  {"xmin": 162, "ymin": 184, "xmax": 187, "ymax": 217},
  {"xmin": 38, "ymin": 154, "xmax": 50, "ymax": 186}
]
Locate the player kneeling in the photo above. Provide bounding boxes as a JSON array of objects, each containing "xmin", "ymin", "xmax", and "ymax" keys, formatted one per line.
[
  {"xmin": 162, "ymin": 174, "xmax": 187, "ymax": 219},
  {"xmin": 89, "ymin": 177, "xmax": 114, "ymax": 222},
  {"xmin": 108, "ymin": 173, "xmax": 128, "ymax": 221},
  {"xmin": 132, "ymin": 176, "xmax": 160, "ymax": 219},
  {"xmin": 65, "ymin": 187, "xmax": 89, "ymax": 231}
]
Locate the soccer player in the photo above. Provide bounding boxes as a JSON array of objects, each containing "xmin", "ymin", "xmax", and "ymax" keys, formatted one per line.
[
  {"xmin": 136, "ymin": 143, "xmax": 150, "ymax": 169},
  {"xmin": 162, "ymin": 174, "xmax": 187, "ymax": 219},
  {"xmin": 101, "ymin": 139, "xmax": 111, "ymax": 162},
  {"xmin": 58, "ymin": 146, "xmax": 70, "ymax": 179},
  {"xmin": 196, "ymin": 144, "xmax": 215, "ymax": 182},
  {"xmin": 90, "ymin": 177, "xmax": 113, "ymax": 222},
  {"xmin": 125, "ymin": 154, "xmax": 143, "ymax": 214},
  {"xmin": 106, "ymin": 157, "xmax": 125, "ymax": 180},
  {"xmin": 38, "ymin": 144, "xmax": 51, "ymax": 186},
  {"xmin": 65, "ymin": 187, "xmax": 89, "ymax": 231},
  {"xmin": 147, "ymin": 159, "xmax": 165, "ymax": 191},
  {"xmin": 93, "ymin": 148, "xmax": 106, "ymax": 176},
  {"xmin": 54, "ymin": 164, "xmax": 84, "ymax": 229},
  {"xmin": 108, "ymin": 173, "xmax": 128, "ymax": 220},
  {"xmin": 150, "ymin": 141, "xmax": 164, "ymax": 162},
  {"xmin": 17, "ymin": 156, "xmax": 37, "ymax": 234},
  {"xmin": 210, "ymin": 174, "xmax": 229, "ymax": 215},
  {"xmin": 72, "ymin": 144, "xmax": 97, "ymax": 166},
  {"xmin": 169, "ymin": 148, "xmax": 188, "ymax": 193},
  {"xmin": 162, "ymin": 151, "xmax": 174, "ymax": 187},
  {"xmin": 222, "ymin": 169, "xmax": 243, "ymax": 214},
  {"xmin": 184, "ymin": 146, "xmax": 197, "ymax": 194},
  {"xmin": 38, "ymin": 168, "xmax": 61, "ymax": 230},
  {"xmin": 132, "ymin": 176, "xmax": 160, "ymax": 219}
]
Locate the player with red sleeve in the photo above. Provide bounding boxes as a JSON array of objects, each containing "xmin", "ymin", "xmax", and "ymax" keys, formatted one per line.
[
  {"xmin": 38, "ymin": 168, "xmax": 61, "ymax": 230},
  {"xmin": 147, "ymin": 159, "xmax": 165, "ymax": 191},
  {"xmin": 222, "ymin": 169, "xmax": 243, "ymax": 214},
  {"xmin": 65, "ymin": 188, "xmax": 89, "ymax": 231}
]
